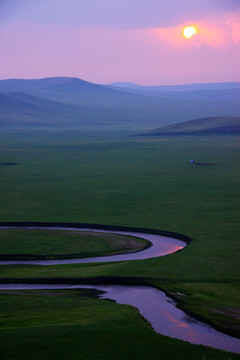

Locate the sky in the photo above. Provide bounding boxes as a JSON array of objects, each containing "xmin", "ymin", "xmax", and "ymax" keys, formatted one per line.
[{"xmin": 0, "ymin": 0, "xmax": 240, "ymax": 85}]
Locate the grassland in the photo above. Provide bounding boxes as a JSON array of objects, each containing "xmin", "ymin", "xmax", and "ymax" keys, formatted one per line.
[
  {"xmin": 143, "ymin": 116, "xmax": 240, "ymax": 135},
  {"xmin": 1, "ymin": 289, "xmax": 239, "ymax": 360},
  {"xmin": 0, "ymin": 129, "xmax": 239, "ymax": 357},
  {"xmin": 0, "ymin": 228, "xmax": 148, "ymax": 260}
]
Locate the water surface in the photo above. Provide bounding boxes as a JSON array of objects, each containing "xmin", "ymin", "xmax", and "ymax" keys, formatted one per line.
[
  {"xmin": 0, "ymin": 226, "xmax": 185, "ymax": 265},
  {"xmin": 1, "ymin": 226, "xmax": 239, "ymax": 353},
  {"xmin": 0, "ymin": 283, "xmax": 239, "ymax": 353}
]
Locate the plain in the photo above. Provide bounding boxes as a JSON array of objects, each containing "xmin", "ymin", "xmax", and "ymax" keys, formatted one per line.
[{"xmin": 0, "ymin": 129, "xmax": 239, "ymax": 358}]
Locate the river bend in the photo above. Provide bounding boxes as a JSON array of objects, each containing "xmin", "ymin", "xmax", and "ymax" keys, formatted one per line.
[
  {"xmin": 0, "ymin": 283, "xmax": 239, "ymax": 353},
  {"xmin": 0, "ymin": 225, "xmax": 239, "ymax": 353},
  {"xmin": 0, "ymin": 226, "xmax": 185, "ymax": 265}
]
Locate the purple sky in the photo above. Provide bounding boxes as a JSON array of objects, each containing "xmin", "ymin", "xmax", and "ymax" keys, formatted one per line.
[{"xmin": 1, "ymin": 0, "xmax": 240, "ymax": 85}]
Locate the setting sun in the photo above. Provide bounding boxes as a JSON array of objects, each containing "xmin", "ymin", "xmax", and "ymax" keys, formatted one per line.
[{"xmin": 183, "ymin": 26, "xmax": 197, "ymax": 38}]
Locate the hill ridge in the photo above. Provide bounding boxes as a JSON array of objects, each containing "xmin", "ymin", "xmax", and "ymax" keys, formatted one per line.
[{"xmin": 140, "ymin": 116, "xmax": 240, "ymax": 136}]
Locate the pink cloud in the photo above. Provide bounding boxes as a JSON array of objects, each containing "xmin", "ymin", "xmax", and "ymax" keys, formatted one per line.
[
  {"xmin": 225, "ymin": 12, "xmax": 240, "ymax": 43},
  {"xmin": 0, "ymin": 14, "xmax": 239, "ymax": 84},
  {"xmin": 146, "ymin": 11, "xmax": 240, "ymax": 48}
]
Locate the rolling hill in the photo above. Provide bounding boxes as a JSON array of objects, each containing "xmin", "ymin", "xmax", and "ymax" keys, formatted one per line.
[
  {"xmin": 109, "ymin": 82, "xmax": 240, "ymax": 101},
  {"xmin": 0, "ymin": 77, "xmax": 146, "ymax": 107},
  {"xmin": 0, "ymin": 77, "xmax": 240, "ymax": 129},
  {"xmin": 140, "ymin": 116, "xmax": 240, "ymax": 136},
  {"xmin": 109, "ymin": 81, "xmax": 240, "ymax": 92},
  {"xmin": 0, "ymin": 91, "xmax": 137, "ymax": 127}
]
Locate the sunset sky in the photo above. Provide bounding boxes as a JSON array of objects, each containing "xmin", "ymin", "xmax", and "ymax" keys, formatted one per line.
[{"xmin": 1, "ymin": 0, "xmax": 240, "ymax": 85}]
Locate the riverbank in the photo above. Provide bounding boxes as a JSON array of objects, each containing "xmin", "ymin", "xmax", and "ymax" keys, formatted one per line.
[
  {"xmin": 2, "ymin": 288, "xmax": 239, "ymax": 360},
  {"xmin": 0, "ymin": 132, "xmax": 239, "ymax": 359},
  {"xmin": 0, "ymin": 227, "xmax": 151, "ymax": 260},
  {"xmin": 0, "ymin": 224, "xmax": 186, "ymax": 265}
]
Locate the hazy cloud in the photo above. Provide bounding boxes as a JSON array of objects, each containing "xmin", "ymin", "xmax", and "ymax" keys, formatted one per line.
[
  {"xmin": 1, "ymin": 1, "xmax": 239, "ymax": 84},
  {"xmin": 2, "ymin": 0, "xmax": 240, "ymax": 28},
  {"xmin": 148, "ymin": 11, "xmax": 240, "ymax": 48},
  {"xmin": 1, "ymin": 19, "xmax": 239, "ymax": 84}
]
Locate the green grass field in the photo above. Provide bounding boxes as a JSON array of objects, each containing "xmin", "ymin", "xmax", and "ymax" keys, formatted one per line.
[
  {"xmin": 0, "ymin": 129, "xmax": 239, "ymax": 358},
  {"xmin": 1, "ymin": 289, "xmax": 239, "ymax": 360},
  {"xmin": 0, "ymin": 228, "xmax": 148, "ymax": 260}
]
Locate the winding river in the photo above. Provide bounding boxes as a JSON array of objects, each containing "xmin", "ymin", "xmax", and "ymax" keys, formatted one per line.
[
  {"xmin": 0, "ymin": 225, "xmax": 239, "ymax": 353},
  {"xmin": 0, "ymin": 226, "xmax": 185, "ymax": 265}
]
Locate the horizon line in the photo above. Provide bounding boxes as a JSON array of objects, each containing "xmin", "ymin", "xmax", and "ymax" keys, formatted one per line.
[{"xmin": 0, "ymin": 76, "xmax": 240, "ymax": 87}]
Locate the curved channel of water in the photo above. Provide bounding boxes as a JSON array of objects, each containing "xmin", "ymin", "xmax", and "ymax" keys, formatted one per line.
[
  {"xmin": 0, "ymin": 283, "xmax": 239, "ymax": 353},
  {"xmin": 0, "ymin": 225, "xmax": 239, "ymax": 353},
  {"xmin": 0, "ymin": 226, "xmax": 185, "ymax": 265}
]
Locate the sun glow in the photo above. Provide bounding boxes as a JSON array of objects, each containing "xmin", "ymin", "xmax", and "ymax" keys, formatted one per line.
[{"xmin": 183, "ymin": 26, "xmax": 197, "ymax": 38}]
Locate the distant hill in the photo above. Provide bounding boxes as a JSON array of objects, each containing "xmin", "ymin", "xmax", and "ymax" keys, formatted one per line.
[
  {"xmin": 0, "ymin": 77, "xmax": 126, "ymax": 106},
  {"xmin": 0, "ymin": 77, "xmax": 240, "ymax": 129},
  {"xmin": 0, "ymin": 91, "xmax": 125, "ymax": 127},
  {"xmin": 109, "ymin": 81, "xmax": 240, "ymax": 92},
  {"xmin": 109, "ymin": 82, "xmax": 240, "ymax": 101},
  {"xmin": 140, "ymin": 116, "xmax": 240, "ymax": 136},
  {"xmin": 0, "ymin": 77, "xmax": 105, "ymax": 92},
  {"xmin": 109, "ymin": 82, "xmax": 141, "ymax": 89}
]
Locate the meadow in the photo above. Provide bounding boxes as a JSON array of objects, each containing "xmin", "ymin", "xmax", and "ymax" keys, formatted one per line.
[
  {"xmin": 0, "ymin": 129, "xmax": 239, "ymax": 358},
  {"xmin": 1, "ymin": 289, "xmax": 240, "ymax": 360},
  {"xmin": 0, "ymin": 228, "xmax": 149, "ymax": 260}
]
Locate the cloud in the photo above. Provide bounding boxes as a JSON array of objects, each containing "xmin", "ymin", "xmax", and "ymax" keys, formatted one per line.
[
  {"xmin": 225, "ymin": 12, "xmax": 240, "ymax": 43},
  {"xmin": 1, "ymin": 3, "xmax": 239, "ymax": 84},
  {"xmin": 144, "ymin": 11, "xmax": 240, "ymax": 48},
  {"xmin": 2, "ymin": 0, "xmax": 240, "ymax": 29},
  {"xmin": 0, "ymin": 0, "xmax": 27, "ymax": 22},
  {"xmin": 1, "ymin": 19, "xmax": 239, "ymax": 85}
]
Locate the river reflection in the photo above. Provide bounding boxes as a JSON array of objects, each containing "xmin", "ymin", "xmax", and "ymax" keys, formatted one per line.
[
  {"xmin": 0, "ymin": 226, "xmax": 239, "ymax": 353},
  {"xmin": 0, "ymin": 283, "xmax": 239, "ymax": 353},
  {"xmin": 0, "ymin": 227, "xmax": 185, "ymax": 265}
]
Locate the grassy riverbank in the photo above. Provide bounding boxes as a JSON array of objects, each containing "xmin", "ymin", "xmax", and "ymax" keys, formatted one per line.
[
  {"xmin": 0, "ymin": 289, "xmax": 239, "ymax": 360},
  {"xmin": 0, "ymin": 228, "xmax": 149, "ymax": 260},
  {"xmin": 0, "ymin": 130, "xmax": 239, "ymax": 356}
]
